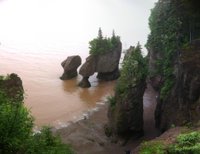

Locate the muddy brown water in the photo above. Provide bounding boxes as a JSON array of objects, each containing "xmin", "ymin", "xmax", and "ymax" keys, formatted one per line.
[
  {"xmin": 0, "ymin": 48, "xmax": 115, "ymax": 128},
  {"xmin": 1, "ymin": 48, "xmax": 160, "ymax": 153},
  {"xmin": 56, "ymin": 84, "xmax": 160, "ymax": 154}
]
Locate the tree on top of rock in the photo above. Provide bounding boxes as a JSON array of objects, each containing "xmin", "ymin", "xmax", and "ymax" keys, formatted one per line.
[
  {"xmin": 116, "ymin": 43, "xmax": 148, "ymax": 96},
  {"xmin": 89, "ymin": 28, "xmax": 121, "ymax": 55},
  {"xmin": 98, "ymin": 27, "xmax": 103, "ymax": 40},
  {"xmin": 111, "ymin": 30, "xmax": 120, "ymax": 48}
]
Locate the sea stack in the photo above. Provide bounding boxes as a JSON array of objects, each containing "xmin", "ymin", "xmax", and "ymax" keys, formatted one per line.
[
  {"xmin": 60, "ymin": 55, "xmax": 82, "ymax": 80},
  {"xmin": 78, "ymin": 42, "xmax": 121, "ymax": 88}
]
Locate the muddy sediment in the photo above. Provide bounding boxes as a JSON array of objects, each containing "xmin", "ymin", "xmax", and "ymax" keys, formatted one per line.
[{"xmin": 54, "ymin": 84, "xmax": 160, "ymax": 154}]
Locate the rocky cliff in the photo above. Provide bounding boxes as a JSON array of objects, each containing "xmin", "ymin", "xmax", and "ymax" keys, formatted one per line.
[
  {"xmin": 155, "ymin": 40, "xmax": 200, "ymax": 131},
  {"xmin": 105, "ymin": 45, "xmax": 147, "ymax": 139}
]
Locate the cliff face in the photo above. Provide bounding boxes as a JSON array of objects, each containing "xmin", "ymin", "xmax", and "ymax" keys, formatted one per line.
[
  {"xmin": 107, "ymin": 80, "xmax": 146, "ymax": 136},
  {"xmin": 148, "ymin": 49, "xmax": 163, "ymax": 91},
  {"xmin": 105, "ymin": 45, "xmax": 147, "ymax": 138},
  {"xmin": 155, "ymin": 40, "xmax": 200, "ymax": 131}
]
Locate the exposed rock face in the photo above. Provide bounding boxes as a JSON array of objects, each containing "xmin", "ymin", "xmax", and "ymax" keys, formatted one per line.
[
  {"xmin": 155, "ymin": 40, "xmax": 200, "ymax": 131},
  {"xmin": 97, "ymin": 68, "xmax": 120, "ymax": 81},
  {"xmin": 105, "ymin": 46, "xmax": 147, "ymax": 139},
  {"xmin": 107, "ymin": 81, "xmax": 146, "ymax": 137},
  {"xmin": 78, "ymin": 43, "xmax": 121, "ymax": 88},
  {"xmin": 79, "ymin": 55, "xmax": 96, "ymax": 77},
  {"xmin": 60, "ymin": 55, "xmax": 81, "ymax": 80},
  {"xmin": 95, "ymin": 46, "xmax": 121, "ymax": 73},
  {"xmin": 148, "ymin": 49, "xmax": 164, "ymax": 91},
  {"xmin": 0, "ymin": 73, "xmax": 24, "ymax": 102}
]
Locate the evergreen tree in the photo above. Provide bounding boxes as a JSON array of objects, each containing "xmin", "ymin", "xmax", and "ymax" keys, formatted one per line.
[
  {"xmin": 98, "ymin": 27, "xmax": 103, "ymax": 40},
  {"xmin": 89, "ymin": 28, "xmax": 121, "ymax": 55}
]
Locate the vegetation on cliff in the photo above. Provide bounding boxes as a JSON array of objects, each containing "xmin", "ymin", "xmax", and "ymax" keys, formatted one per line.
[
  {"xmin": 0, "ymin": 74, "xmax": 73, "ymax": 154},
  {"xmin": 106, "ymin": 44, "xmax": 147, "ymax": 137},
  {"xmin": 116, "ymin": 44, "xmax": 148, "ymax": 97},
  {"xmin": 89, "ymin": 28, "xmax": 121, "ymax": 55},
  {"xmin": 146, "ymin": 0, "xmax": 200, "ymax": 100},
  {"xmin": 139, "ymin": 130, "xmax": 200, "ymax": 154}
]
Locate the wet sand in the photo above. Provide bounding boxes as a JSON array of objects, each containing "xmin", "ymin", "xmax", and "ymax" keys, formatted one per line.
[{"xmin": 55, "ymin": 84, "xmax": 160, "ymax": 154}]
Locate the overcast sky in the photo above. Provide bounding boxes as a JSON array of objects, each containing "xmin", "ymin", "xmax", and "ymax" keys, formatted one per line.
[{"xmin": 0, "ymin": 0, "xmax": 157, "ymax": 52}]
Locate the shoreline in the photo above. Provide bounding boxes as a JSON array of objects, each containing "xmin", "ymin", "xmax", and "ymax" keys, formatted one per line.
[
  {"xmin": 53, "ymin": 84, "xmax": 160, "ymax": 154},
  {"xmin": 54, "ymin": 102, "xmax": 129, "ymax": 154}
]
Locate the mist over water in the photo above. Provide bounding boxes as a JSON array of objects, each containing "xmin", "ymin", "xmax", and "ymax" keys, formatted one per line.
[
  {"xmin": 0, "ymin": 0, "xmax": 156, "ymax": 127},
  {"xmin": 0, "ymin": 0, "xmax": 156, "ymax": 52}
]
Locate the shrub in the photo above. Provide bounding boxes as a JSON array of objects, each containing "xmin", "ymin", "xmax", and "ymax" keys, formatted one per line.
[
  {"xmin": 168, "ymin": 131, "xmax": 200, "ymax": 154},
  {"xmin": 107, "ymin": 96, "xmax": 116, "ymax": 108},
  {"xmin": 139, "ymin": 141, "xmax": 165, "ymax": 154},
  {"xmin": 0, "ymin": 76, "xmax": 74, "ymax": 154},
  {"xmin": 0, "ymin": 91, "xmax": 33, "ymax": 154},
  {"xmin": 24, "ymin": 127, "xmax": 74, "ymax": 154}
]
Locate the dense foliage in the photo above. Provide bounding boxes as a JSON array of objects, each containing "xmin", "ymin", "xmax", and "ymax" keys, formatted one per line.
[
  {"xmin": 115, "ymin": 43, "xmax": 148, "ymax": 97},
  {"xmin": 0, "ymin": 91, "xmax": 33, "ymax": 153},
  {"xmin": 0, "ymin": 83, "xmax": 73, "ymax": 154},
  {"xmin": 146, "ymin": 0, "xmax": 200, "ymax": 99},
  {"xmin": 24, "ymin": 127, "xmax": 73, "ymax": 154},
  {"xmin": 140, "ymin": 131, "xmax": 200, "ymax": 154},
  {"xmin": 140, "ymin": 141, "xmax": 165, "ymax": 154},
  {"xmin": 168, "ymin": 131, "xmax": 200, "ymax": 153},
  {"xmin": 89, "ymin": 28, "xmax": 121, "ymax": 55}
]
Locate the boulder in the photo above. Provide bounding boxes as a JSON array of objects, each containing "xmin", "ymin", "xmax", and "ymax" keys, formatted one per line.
[{"xmin": 60, "ymin": 55, "xmax": 81, "ymax": 80}]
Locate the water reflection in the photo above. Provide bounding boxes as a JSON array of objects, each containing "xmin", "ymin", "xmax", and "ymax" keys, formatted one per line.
[
  {"xmin": 61, "ymin": 75, "xmax": 115, "ymax": 105},
  {"xmin": 0, "ymin": 48, "xmax": 116, "ymax": 127},
  {"xmin": 62, "ymin": 77, "xmax": 79, "ymax": 94},
  {"xmin": 78, "ymin": 80, "xmax": 115, "ymax": 104}
]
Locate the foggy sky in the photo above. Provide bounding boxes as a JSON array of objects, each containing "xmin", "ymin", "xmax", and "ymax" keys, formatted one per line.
[{"xmin": 0, "ymin": 0, "xmax": 157, "ymax": 52}]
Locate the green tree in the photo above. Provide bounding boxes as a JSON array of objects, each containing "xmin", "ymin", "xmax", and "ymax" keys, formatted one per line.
[
  {"xmin": 89, "ymin": 28, "xmax": 121, "ymax": 55},
  {"xmin": 146, "ymin": 0, "xmax": 200, "ymax": 99},
  {"xmin": 116, "ymin": 43, "xmax": 148, "ymax": 96},
  {"xmin": 0, "ymin": 91, "xmax": 33, "ymax": 153},
  {"xmin": 0, "ymin": 76, "xmax": 74, "ymax": 154},
  {"xmin": 98, "ymin": 27, "xmax": 103, "ymax": 40}
]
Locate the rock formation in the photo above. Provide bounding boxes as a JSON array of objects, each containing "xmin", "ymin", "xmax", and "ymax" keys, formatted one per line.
[
  {"xmin": 60, "ymin": 55, "xmax": 81, "ymax": 80},
  {"xmin": 106, "ymin": 81, "xmax": 146, "ymax": 137},
  {"xmin": 147, "ymin": 48, "xmax": 164, "ymax": 91},
  {"xmin": 0, "ymin": 73, "xmax": 24, "ymax": 102},
  {"xmin": 78, "ymin": 43, "xmax": 121, "ymax": 88},
  {"xmin": 105, "ymin": 45, "xmax": 147, "ymax": 139},
  {"xmin": 155, "ymin": 40, "xmax": 200, "ymax": 131}
]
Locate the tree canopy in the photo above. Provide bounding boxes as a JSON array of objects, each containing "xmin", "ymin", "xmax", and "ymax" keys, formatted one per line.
[
  {"xmin": 0, "ymin": 76, "xmax": 74, "ymax": 154},
  {"xmin": 89, "ymin": 28, "xmax": 121, "ymax": 55}
]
